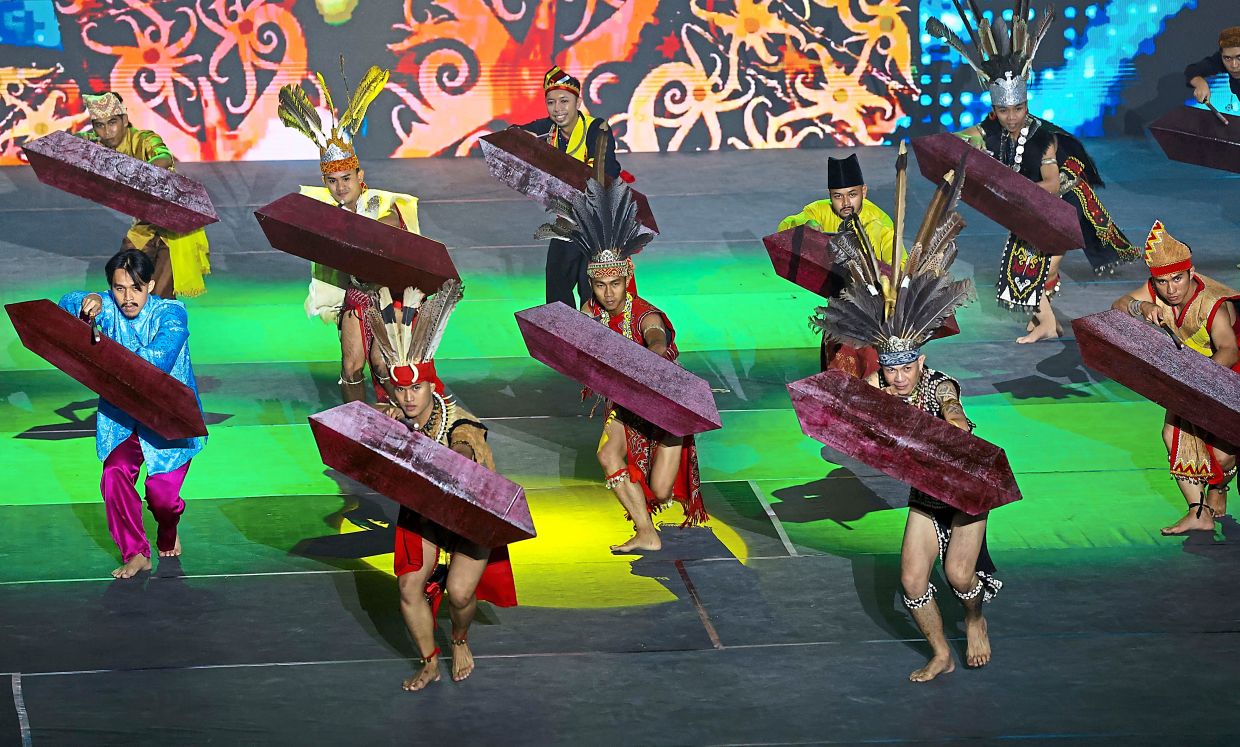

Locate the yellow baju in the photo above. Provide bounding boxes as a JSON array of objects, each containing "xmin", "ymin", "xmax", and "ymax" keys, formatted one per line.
[
  {"xmin": 79, "ymin": 126, "xmax": 211, "ymax": 297},
  {"xmin": 1147, "ymin": 273, "xmax": 1240, "ymax": 483},
  {"xmin": 778, "ymin": 198, "xmax": 898, "ymax": 269},
  {"xmin": 298, "ymin": 186, "xmax": 420, "ymax": 323}
]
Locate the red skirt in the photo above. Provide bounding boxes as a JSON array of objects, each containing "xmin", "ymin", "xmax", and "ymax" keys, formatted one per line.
[{"xmin": 393, "ymin": 514, "xmax": 518, "ymax": 609}]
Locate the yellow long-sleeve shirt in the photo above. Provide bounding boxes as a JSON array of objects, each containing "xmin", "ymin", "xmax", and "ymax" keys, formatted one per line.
[{"xmin": 779, "ymin": 198, "xmax": 898, "ymax": 268}]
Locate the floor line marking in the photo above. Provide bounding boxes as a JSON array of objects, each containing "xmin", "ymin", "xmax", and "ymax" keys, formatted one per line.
[
  {"xmin": 11, "ymin": 674, "xmax": 31, "ymax": 747},
  {"xmin": 675, "ymin": 559, "xmax": 724, "ymax": 650},
  {"xmin": 14, "ymin": 630, "xmax": 1235, "ymax": 679},
  {"xmin": 747, "ymin": 479, "xmax": 799, "ymax": 557}
]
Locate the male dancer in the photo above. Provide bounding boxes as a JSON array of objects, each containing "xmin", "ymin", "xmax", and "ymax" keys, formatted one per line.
[
  {"xmin": 1111, "ymin": 222, "xmax": 1239, "ymax": 535},
  {"xmin": 59, "ymin": 249, "xmax": 206, "ymax": 578},
  {"xmin": 928, "ymin": 1, "xmax": 1137, "ymax": 343},
  {"xmin": 278, "ymin": 65, "xmax": 424, "ymax": 403},
  {"xmin": 537, "ymin": 180, "xmax": 707, "ymax": 552},
  {"xmin": 1186, "ymin": 26, "xmax": 1240, "ymax": 109},
  {"xmin": 78, "ymin": 92, "xmax": 211, "ymax": 299},
  {"xmin": 365, "ymin": 281, "xmax": 518, "ymax": 690},
  {"xmin": 516, "ymin": 66, "xmax": 624, "ymax": 308},
  {"xmin": 813, "ymin": 151, "xmax": 1000, "ymax": 682},
  {"xmin": 781, "ymin": 153, "xmax": 899, "ymax": 372},
  {"xmin": 778, "ymin": 153, "xmax": 894, "ymax": 254}
]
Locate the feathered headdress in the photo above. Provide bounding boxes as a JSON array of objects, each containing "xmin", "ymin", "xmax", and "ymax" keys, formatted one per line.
[
  {"xmin": 278, "ymin": 59, "xmax": 390, "ymax": 175},
  {"xmin": 812, "ymin": 149, "xmax": 975, "ymax": 367},
  {"xmin": 534, "ymin": 179, "xmax": 654, "ymax": 280},
  {"xmin": 925, "ymin": 1, "xmax": 1056, "ymax": 107},
  {"xmin": 367, "ymin": 280, "xmax": 461, "ymax": 391}
]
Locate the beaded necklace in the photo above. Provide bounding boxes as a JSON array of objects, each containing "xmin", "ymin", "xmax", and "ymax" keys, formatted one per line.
[
  {"xmin": 598, "ymin": 293, "xmax": 634, "ymax": 340},
  {"xmin": 412, "ymin": 392, "xmax": 451, "ymax": 444}
]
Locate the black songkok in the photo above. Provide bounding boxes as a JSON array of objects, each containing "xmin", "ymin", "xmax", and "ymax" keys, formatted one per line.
[{"xmin": 827, "ymin": 154, "xmax": 865, "ymax": 190}]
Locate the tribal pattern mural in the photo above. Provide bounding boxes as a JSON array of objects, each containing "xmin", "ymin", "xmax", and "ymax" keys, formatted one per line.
[{"xmin": 0, "ymin": 0, "xmax": 1216, "ymax": 164}]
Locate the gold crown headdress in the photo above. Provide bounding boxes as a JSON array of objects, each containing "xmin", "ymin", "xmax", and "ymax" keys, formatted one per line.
[
  {"xmin": 926, "ymin": 1, "xmax": 1056, "ymax": 107},
  {"xmin": 277, "ymin": 59, "xmax": 390, "ymax": 175},
  {"xmin": 812, "ymin": 145, "xmax": 975, "ymax": 367}
]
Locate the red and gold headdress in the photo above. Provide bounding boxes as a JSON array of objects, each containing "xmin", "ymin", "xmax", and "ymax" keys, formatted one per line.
[
  {"xmin": 369, "ymin": 280, "xmax": 461, "ymax": 393},
  {"xmin": 543, "ymin": 65, "xmax": 581, "ymax": 97},
  {"xmin": 534, "ymin": 179, "xmax": 654, "ymax": 280},
  {"xmin": 277, "ymin": 63, "xmax": 389, "ymax": 175},
  {"xmin": 1143, "ymin": 221, "xmax": 1193, "ymax": 277}
]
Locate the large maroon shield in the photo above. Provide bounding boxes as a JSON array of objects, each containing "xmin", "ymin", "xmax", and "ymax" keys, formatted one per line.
[
  {"xmin": 480, "ymin": 128, "xmax": 659, "ymax": 234},
  {"xmin": 254, "ymin": 193, "xmax": 460, "ymax": 292},
  {"xmin": 1149, "ymin": 106, "xmax": 1240, "ymax": 175},
  {"xmin": 788, "ymin": 370, "xmax": 1022, "ymax": 515},
  {"xmin": 1073, "ymin": 309, "xmax": 1240, "ymax": 445},
  {"xmin": 309, "ymin": 402, "xmax": 535, "ymax": 547},
  {"xmin": 515, "ymin": 302, "xmax": 721, "ymax": 437},
  {"xmin": 22, "ymin": 130, "xmax": 218, "ymax": 234},
  {"xmin": 761, "ymin": 224, "xmax": 960, "ymax": 340},
  {"xmin": 911, "ymin": 133, "xmax": 1084, "ymax": 256},
  {"xmin": 5, "ymin": 299, "xmax": 206, "ymax": 440}
]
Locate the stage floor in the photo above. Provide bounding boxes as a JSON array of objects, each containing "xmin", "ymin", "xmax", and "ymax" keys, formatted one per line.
[{"xmin": 1, "ymin": 140, "xmax": 1238, "ymax": 745}]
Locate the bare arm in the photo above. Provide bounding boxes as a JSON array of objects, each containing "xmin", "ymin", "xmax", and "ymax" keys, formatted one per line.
[
  {"xmin": 1036, "ymin": 140, "xmax": 1060, "ymax": 194},
  {"xmin": 1209, "ymin": 305, "xmax": 1239, "ymax": 369},
  {"xmin": 377, "ymin": 210, "xmax": 402, "ymax": 228},
  {"xmin": 1112, "ymin": 286, "xmax": 1176, "ymax": 327},
  {"xmin": 639, "ymin": 312, "xmax": 670, "ymax": 357},
  {"xmin": 936, "ymin": 382, "xmax": 970, "ymax": 432}
]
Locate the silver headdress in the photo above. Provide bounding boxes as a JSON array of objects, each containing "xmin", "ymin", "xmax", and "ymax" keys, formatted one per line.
[
  {"xmin": 811, "ymin": 150, "xmax": 975, "ymax": 367},
  {"xmin": 926, "ymin": 1, "xmax": 1056, "ymax": 106}
]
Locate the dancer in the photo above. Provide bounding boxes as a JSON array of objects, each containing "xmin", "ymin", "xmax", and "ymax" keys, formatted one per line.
[
  {"xmin": 78, "ymin": 92, "xmax": 211, "ymax": 299},
  {"xmin": 813, "ymin": 151, "xmax": 1001, "ymax": 682},
  {"xmin": 516, "ymin": 65, "xmax": 624, "ymax": 308},
  {"xmin": 1186, "ymin": 26, "xmax": 1240, "ymax": 109},
  {"xmin": 277, "ymin": 64, "xmax": 424, "ymax": 403},
  {"xmin": 1111, "ymin": 222, "xmax": 1239, "ymax": 535},
  {"xmin": 780, "ymin": 153, "xmax": 899, "ymax": 372},
  {"xmin": 58, "ymin": 249, "xmax": 206, "ymax": 578},
  {"xmin": 928, "ymin": 1, "xmax": 1137, "ymax": 343},
  {"xmin": 537, "ymin": 180, "xmax": 707, "ymax": 552},
  {"xmin": 366, "ymin": 280, "xmax": 519, "ymax": 690}
]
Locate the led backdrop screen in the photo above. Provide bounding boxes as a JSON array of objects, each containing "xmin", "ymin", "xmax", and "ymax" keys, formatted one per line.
[{"xmin": 0, "ymin": 0, "xmax": 1232, "ymax": 165}]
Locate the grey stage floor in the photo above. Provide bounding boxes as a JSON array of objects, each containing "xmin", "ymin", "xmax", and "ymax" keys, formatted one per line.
[{"xmin": 1, "ymin": 138, "xmax": 1239, "ymax": 745}]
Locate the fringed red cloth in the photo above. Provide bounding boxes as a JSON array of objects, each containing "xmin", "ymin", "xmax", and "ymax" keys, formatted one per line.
[
  {"xmin": 394, "ymin": 522, "xmax": 518, "ymax": 611},
  {"xmin": 822, "ymin": 340, "xmax": 879, "ymax": 378},
  {"xmin": 620, "ymin": 413, "xmax": 707, "ymax": 526}
]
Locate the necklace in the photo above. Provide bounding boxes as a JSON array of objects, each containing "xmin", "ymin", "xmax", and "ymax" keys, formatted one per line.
[
  {"xmin": 413, "ymin": 392, "xmax": 450, "ymax": 443},
  {"xmin": 1003, "ymin": 118, "xmax": 1031, "ymax": 173},
  {"xmin": 598, "ymin": 294, "xmax": 634, "ymax": 340}
]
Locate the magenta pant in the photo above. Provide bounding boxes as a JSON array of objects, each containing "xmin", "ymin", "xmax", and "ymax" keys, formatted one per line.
[{"xmin": 100, "ymin": 434, "xmax": 190, "ymax": 562}]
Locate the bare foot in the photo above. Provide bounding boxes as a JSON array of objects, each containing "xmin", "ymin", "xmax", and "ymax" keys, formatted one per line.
[
  {"xmin": 451, "ymin": 641, "xmax": 475, "ymax": 682},
  {"xmin": 909, "ymin": 654, "xmax": 954, "ymax": 683},
  {"xmin": 159, "ymin": 535, "xmax": 181, "ymax": 558},
  {"xmin": 1161, "ymin": 509, "xmax": 1216, "ymax": 535},
  {"xmin": 1016, "ymin": 320, "xmax": 1061, "ymax": 344},
  {"xmin": 402, "ymin": 658, "xmax": 441, "ymax": 692},
  {"xmin": 611, "ymin": 529, "xmax": 661, "ymax": 553},
  {"xmin": 965, "ymin": 616, "xmax": 991, "ymax": 668},
  {"xmin": 1206, "ymin": 491, "xmax": 1228, "ymax": 519},
  {"xmin": 112, "ymin": 555, "xmax": 151, "ymax": 579}
]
